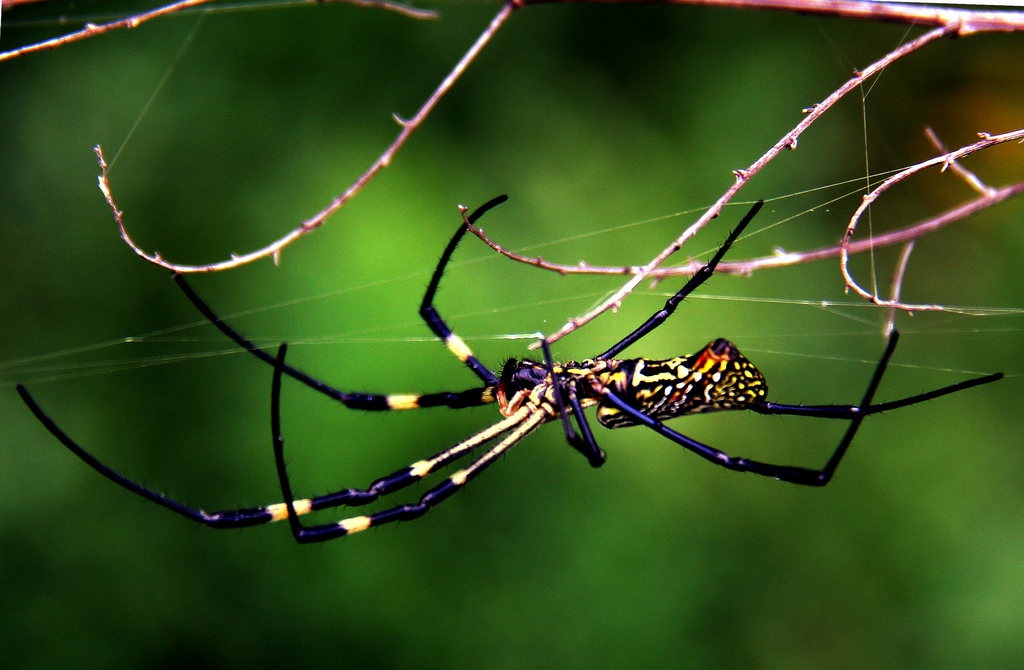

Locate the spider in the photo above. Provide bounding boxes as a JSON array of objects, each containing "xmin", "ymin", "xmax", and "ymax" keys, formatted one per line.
[{"xmin": 17, "ymin": 196, "xmax": 1002, "ymax": 542}]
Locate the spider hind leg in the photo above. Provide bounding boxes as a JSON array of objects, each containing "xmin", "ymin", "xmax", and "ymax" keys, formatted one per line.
[{"xmin": 598, "ymin": 330, "xmax": 1001, "ymax": 487}]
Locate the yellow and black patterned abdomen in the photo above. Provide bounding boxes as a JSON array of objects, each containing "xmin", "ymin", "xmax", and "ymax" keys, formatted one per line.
[{"xmin": 596, "ymin": 339, "xmax": 767, "ymax": 429}]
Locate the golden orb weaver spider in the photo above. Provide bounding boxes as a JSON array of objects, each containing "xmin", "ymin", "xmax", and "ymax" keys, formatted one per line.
[{"xmin": 17, "ymin": 197, "xmax": 1003, "ymax": 542}]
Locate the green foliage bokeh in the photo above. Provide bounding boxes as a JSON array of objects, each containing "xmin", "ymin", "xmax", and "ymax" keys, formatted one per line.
[{"xmin": 1, "ymin": 2, "xmax": 1023, "ymax": 668}]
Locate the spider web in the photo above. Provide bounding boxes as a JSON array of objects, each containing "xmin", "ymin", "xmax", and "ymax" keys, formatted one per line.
[{"xmin": 1, "ymin": 2, "xmax": 1020, "ymax": 385}]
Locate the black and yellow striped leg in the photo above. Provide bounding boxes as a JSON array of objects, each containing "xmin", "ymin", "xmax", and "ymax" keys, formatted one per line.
[
  {"xmin": 287, "ymin": 411, "xmax": 546, "ymax": 541},
  {"xmin": 539, "ymin": 339, "xmax": 606, "ymax": 468},
  {"xmin": 598, "ymin": 200, "xmax": 764, "ymax": 361},
  {"xmin": 271, "ymin": 345, "xmax": 547, "ymax": 542},
  {"xmin": 418, "ymin": 195, "xmax": 509, "ymax": 387},
  {"xmin": 17, "ymin": 383, "xmax": 278, "ymax": 528},
  {"xmin": 175, "ymin": 197, "xmax": 514, "ymax": 404},
  {"xmin": 16, "ymin": 370, "xmax": 521, "ymax": 533},
  {"xmin": 599, "ymin": 330, "xmax": 1001, "ymax": 486},
  {"xmin": 173, "ymin": 273, "xmax": 495, "ymax": 411}
]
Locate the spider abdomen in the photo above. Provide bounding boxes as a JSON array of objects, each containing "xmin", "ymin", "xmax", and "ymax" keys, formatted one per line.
[{"xmin": 596, "ymin": 339, "xmax": 768, "ymax": 428}]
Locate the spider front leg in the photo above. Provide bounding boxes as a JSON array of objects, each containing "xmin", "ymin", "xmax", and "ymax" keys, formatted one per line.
[
  {"xmin": 174, "ymin": 274, "xmax": 495, "ymax": 411},
  {"xmin": 173, "ymin": 195, "xmax": 513, "ymax": 407},
  {"xmin": 16, "ymin": 368, "xmax": 520, "ymax": 534},
  {"xmin": 598, "ymin": 330, "xmax": 1001, "ymax": 486},
  {"xmin": 598, "ymin": 200, "xmax": 764, "ymax": 361},
  {"xmin": 418, "ymin": 194, "xmax": 509, "ymax": 387},
  {"xmin": 270, "ymin": 342, "xmax": 545, "ymax": 542}
]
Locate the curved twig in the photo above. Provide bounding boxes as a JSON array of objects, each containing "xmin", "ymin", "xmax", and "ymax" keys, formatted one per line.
[
  {"xmin": 532, "ymin": 23, "xmax": 964, "ymax": 348},
  {"xmin": 840, "ymin": 128, "xmax": 1024, "ymax": 311},
  {"xmin": 467, "ymin": 178, "xmax": 1024, "ymax": 281},
  {"xmin": 96, "ymin": 2, "xmax": 514, "ymax": 273},
  {"xmin": 71, "ymin": 0, "xmax": 1021, "ymax": 275}
]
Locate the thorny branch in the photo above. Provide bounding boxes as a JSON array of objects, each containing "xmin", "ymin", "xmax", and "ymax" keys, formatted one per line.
[
  {"xmin": 5, "ymin": 0, "xmax": 1024, "ymax": 340},
  {"xmin": 0, "ymin": 0, "xmax": 434, "ymax": 63},
  {"xmin": 93, "ymin": 2, "xmax": 512, "ymax": 273},
  {"xmin": 465, "ymin": 175, "xmax": 1024, "ymax": 279},
  {"xmin": 0, "ymin": 0, "xmax": 212, "ymax": 63},
  {"xmin": 840, "ymin": 128, "xmax": 1024, "ymax": 312},
  {"xmin": 531, "ymin": 23, "xmax": 963, "ymax": 349},
  {"xmin": 9, "ymin": 0, "xmax": 1023, "ymax": 271}
]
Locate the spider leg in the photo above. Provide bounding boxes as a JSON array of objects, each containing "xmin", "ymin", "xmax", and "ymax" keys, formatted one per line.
[
  {"xmin": 15, "ymin": 375, "xmax": 523, "ymax": 531},
  {"xmin": 271, "ymin": 342, "xmax": 546, "ymax": 543},
  {"xmin": 567, "ymin": 383, "xmax": 605, "ymax": 467},
  {"xmin": 419, "ymin": 195, "xmax": 508, "ymax": 386},
  {"xmin": 539, "ymin": 339, "xmax": 606, "ymax": 468},
  {"xmin": 749, "ymin": 331, "xmax": 1003, "ymax": 419},
  {"xmin": 174, "ymin": 273, "xmax": 494, "ymax": 410},
  {"xmin": 599, "ymin": 389, "xmax": 837, "ymax": 485},
  {"xmin": 598, "ymin": 200, "xmax": 764, "ymax": 361},
  {"xmin": 597, "ymin": 330, "xmax": 1000, "ymax": 487},
  {"xmin": 17, "ymin": 383, "xmax": 270, "ymax": 528},
  {"xmin": 752, "ymin": 375, "xmax": 1002, "ymax": 418}
]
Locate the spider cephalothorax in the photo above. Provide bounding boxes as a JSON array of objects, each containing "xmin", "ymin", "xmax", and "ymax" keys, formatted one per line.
[{"xmin": 17, "ymin": 196, "xmax": 1002, "ymax": 542}]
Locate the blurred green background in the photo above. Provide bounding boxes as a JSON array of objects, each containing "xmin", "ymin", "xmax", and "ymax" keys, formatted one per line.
[{"xmin": 2, "ymin": 1, "xmax": 1023, "ymax": 667}]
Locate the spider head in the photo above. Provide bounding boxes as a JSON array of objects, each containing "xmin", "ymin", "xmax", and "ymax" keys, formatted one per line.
[{"xmin": 496, "ymin": 358, "xmax": 551, "ymax": 415}]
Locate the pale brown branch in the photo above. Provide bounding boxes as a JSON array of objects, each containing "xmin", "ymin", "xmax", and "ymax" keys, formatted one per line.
[
  {"xmin": 532, "ymin": 23, "xmax": 962, "ymax": 349},
  {"xmin": 0, "ymin": 0, "xmax": 436, "ymax": 63},
  {"xmin": 469, "ymin": 179, "xmax": 1024, "ymax": 279},
  {"xmin": 884, "ymin": 240, "xmax": 915, "ymax": 337},
  {"xmin": 2, "ymin": 0, "xmax": 49, "ymax": 8},
  {"xmin": 12, "ymin": 0, "xmax": 1024, "ymax": 285},
  {"xmin": 102, "ymin": 2, "xmax": 514, "ymax": 273},
  {"xmin": 518, "ymin": 0, "xmax": 1024, "ymax": 34},
  {"xmin": 0, "ymin": 0, "xmax": 213, "ymax": 62},
  {"xmin": 314, "ymin": 0, "xmax": 438, "ymax": 20},
  {"xmin": 925, "ymin": 126, "xmax": 996, "ymax": 196},
  {"xmin": 841, "ymin": 128, "xmax": 1024, "ymax": 311}
]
